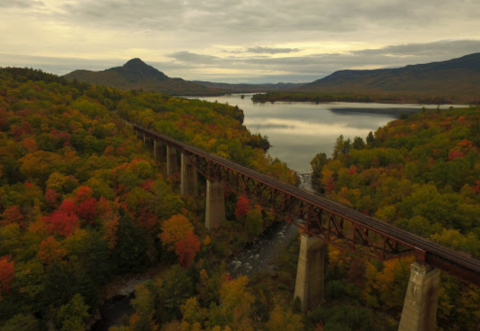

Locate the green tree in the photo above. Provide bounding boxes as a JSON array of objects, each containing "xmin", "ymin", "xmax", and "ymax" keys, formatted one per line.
[
  {"xmin": 352, "ymin": 136, "xmax": 366, "ymax": 150},
  {"xmin": 0, "ymin": 313, "xmax": 39, "ymax": 331},
  {"xmin": 366, "ymin": 131, "xmax": 375, "ymax": 146},
  {"xmin": 310, "ymin": 152, "xmax": 328, "ymax": 184},
  {"xmin": 112, "ymin": 212, "xmax": 149, "ymax": 274},
  {"xmin": 159, "ymin": 265, "xmax": 194, "ymax": 321},
  {"xmin": 56, "ymin": 293, "xmax": 90, "ymax": 331}
]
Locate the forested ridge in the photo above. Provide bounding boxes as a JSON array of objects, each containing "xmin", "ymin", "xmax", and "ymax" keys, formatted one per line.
[
  {"xmin": 310, "ymin": 106, "xmax": 480, "ymax": 330},
  {"xmin": 252, "ymin": 91, "xmax": 456, "ymax": 105},
  {"xmin": 253, "ymin": 53, "xmax": 480, "ymax": 105},
  {"xmin": 264, "ymin": 52, "xmax": 480, "ymax": 105}
]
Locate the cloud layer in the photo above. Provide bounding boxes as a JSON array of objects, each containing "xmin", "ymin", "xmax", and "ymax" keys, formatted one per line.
[{"xmin": 1, "ymin": 0, "xmax": 480, "ymax": 82}]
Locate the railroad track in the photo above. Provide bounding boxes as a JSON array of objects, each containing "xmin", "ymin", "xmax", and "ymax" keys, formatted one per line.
[{"xmin": 130, "ymin": 121, "xmax": 480, "ymax": 286}]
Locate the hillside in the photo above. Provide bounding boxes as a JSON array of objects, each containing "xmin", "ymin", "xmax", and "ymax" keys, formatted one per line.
[
  {"xmin": 194, "ymin": 81, "xmax": 305, "ymax": 92},
  {"xmin": 0, "ymin": 67, "xmax": 298, "ymax": 330},
  {"xmin": 309, "ymin": 106, "xmax": 480, "ymax": 330},
  {"xmin": 63, "ymin": 58, "xmax": 228, "ymax": 96},
  {"xmin": 292, "ymin": 53, "xmax": 480, "ymax": 103}
]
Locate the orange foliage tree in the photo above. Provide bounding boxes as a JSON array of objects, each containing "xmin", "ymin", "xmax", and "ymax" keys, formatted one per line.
[
  {"xmin": 159, "ymin": 214, "xmax": 194, "ymax": 251},
  {"xmin": 37, "ymin": 236, "xmax": 66, "ymax": 264}
]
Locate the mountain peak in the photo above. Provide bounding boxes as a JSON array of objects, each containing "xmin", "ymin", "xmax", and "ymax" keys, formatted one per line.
[
  {"xmin": 124, "ymin": 58, "xmax": 147, "ymax": 69},
  {"xmin": 118, "ymin": 58, "xmax": 169, "ymax": 81}
]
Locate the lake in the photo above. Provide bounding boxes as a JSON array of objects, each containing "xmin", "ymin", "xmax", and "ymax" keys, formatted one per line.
[{"xmin": 189, "ymin": 94, "xmax": 459, "ymax": 173}]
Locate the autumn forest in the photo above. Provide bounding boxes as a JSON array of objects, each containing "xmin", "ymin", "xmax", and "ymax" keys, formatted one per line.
[{"xmin": 0, "ymin": 67, "xmax": 479, "ymax": 331}]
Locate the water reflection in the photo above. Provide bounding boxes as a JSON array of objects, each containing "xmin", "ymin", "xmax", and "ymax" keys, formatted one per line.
[{"xmin": 188, "ymin": 94, "xmax": 460, "ymax": 173}]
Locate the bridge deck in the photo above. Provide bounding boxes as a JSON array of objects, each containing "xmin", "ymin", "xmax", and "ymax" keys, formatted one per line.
[{"xmin": 132, "ymin": 122, "xmax": 480, "ymax": 286}]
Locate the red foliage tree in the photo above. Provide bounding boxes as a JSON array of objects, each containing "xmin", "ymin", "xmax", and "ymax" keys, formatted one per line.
[
  {"xmin": 74, "ymin": 186, "xmax": 93, "ymax": 203},
  {"xmin": 70, "ymin": 186, "xmax": 98, "ymax": 223},
  {"xmin": 12, "ymin": 121, "xmax": 33, "ymax": 141},
  {"xmin": 45, "ymin": 188, "xmax": 61, "ymax": 207},
  {"xmin": 50, "ymin": 130, "xmax": 71, "ymax": 147},
  {"xmin": 58, "ymin": 199, "xmax": 76, "ymax": 214},
  {"xmin": 235, "ymin": 195, "xmax": 251, "ymax": 218},
  {"xmin": 141, "ymin": 179, "xmax": 154, "ymax": 191},
  {"xmin": 44, "ymin": 199, "xmax": 80, "ymax": 237},
  {"xmin": 76, "ymin": 198, "xmax": 98, "ymax": 224},
  {"xmin": 136, "ymin": 206, "xmax": 159, "ymax": 231},
  {"xmin": 325, "ymin": 177, "xmax": 336, "ymax": 194},
  {"xmin": 0, "ymin": 255, "xmax": 15, "ymax": 297},
  {"xmin": 348, "ymin": 165, "xmax": 358, "ymax": 175},
  {"xmin": 175, "ymin": 231, "xmax": 201, "ymax": 268},
  {"xmin": 1, "ymin": 205, "xmax": 24, "ymax": 227},
  {"xmin": 473, "ymin": 180, "xmax": 480, "ymax": 194},
  {"xmin": 44, "ymin": 212, "xmax": 80, "ymax": 237}
]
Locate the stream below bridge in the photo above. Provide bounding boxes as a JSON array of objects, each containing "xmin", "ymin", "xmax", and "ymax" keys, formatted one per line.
[{"xmin": 90, "ymin": 174, "xmax": 312, "ymax": 331}]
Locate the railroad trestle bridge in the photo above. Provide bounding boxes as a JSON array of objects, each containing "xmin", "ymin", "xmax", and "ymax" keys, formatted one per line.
[{"xmin": 130, "ymin": 122, "xmax": 480, "ymax": 331}]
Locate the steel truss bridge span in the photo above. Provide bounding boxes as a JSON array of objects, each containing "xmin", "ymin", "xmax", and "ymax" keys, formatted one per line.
[{"xmin": 132, "ymin": 122, "xmax": 480, "ymax": 287}]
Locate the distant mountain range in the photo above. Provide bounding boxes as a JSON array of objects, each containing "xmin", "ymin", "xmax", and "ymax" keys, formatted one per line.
[
  {"xmin": 63, "ymin": 58, "xmax": 227, "ymax": 96},
  {"xmin": 63, "ymin": 53, "xmax": 480, "ymax": 102},
  {"xmin": 293, "ymin": 53, "xmax": 480, "ymax": 102},
  {"xmin": 63, "ymin": 58, "xmax": 304, "ymax": 96}
]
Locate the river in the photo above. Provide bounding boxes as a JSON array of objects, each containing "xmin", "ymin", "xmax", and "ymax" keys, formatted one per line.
[{"xmin": 190, "ymin": 94, "xmax": 464, "ymax": 173}]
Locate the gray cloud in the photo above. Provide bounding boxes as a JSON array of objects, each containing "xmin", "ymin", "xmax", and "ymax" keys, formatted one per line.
[
  {"xmin": 354, "ymin": 40, "xmax": 480, "ymax": 58},
  {"xmin": 59, "ymin": 0, "xmax": 183, "ymax": 29},
  {"xmin": 167, "ymin": 51, "xmax": 220, "ymax": 65},
  {"xmin": 246, "ymin": 47, "xmax": 300, "ymax": 54},
  {"xmin": 51, "ymin": 0, "xmax": 480, "ymax": 38},
  {"xmin": 0, "ymin": 0, "xmax": 43, "ymax": 8}
]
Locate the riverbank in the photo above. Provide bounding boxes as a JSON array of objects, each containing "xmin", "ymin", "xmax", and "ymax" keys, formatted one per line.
[
  {"xmin": 251, "ymin": 91, "xmax": 476, "ymax": 105},
  {"xmin": 88, "ymin": 264, "xmax": 168, "ymax": 331}
]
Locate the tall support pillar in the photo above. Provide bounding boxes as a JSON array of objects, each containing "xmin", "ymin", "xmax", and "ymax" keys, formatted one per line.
[
  {"xmin": 294, "ymin": 234, "xmax": 325, "ymax": 311},
  {"xmin": 153, "ymin": 140, "xmax": 166, "ymax": 160},
  {"xmin": 205, "ymin": 179, "xmax": 225, "ymax": 230},
  {"xmin": 153, "ymin": 139, "xmax": 165, "ymax": 160},
  {"xmin": 399, "ymin": 262, "xmax": 440, "ymax": 331},
  {"xmin": 181, "ymin": 152, "xmax": 198, "ymax": 197},
  {"xmin": 166, "ymin": 145, "xmax": 178, "ymax": 176}
]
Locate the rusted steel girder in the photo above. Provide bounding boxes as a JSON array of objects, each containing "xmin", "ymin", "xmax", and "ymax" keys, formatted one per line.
[
  {"xmin": 131, "ymin": 123, "xmax": 480, "ymax": 287},
  {"xmin": 188, "ymin": 149, "xmax": 414, "ymax": 261}
]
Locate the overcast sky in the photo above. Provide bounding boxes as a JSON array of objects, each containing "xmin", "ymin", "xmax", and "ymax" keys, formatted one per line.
[{"xmin": 1, "ymin": 0, "xmax": 480, "ymax": 83}]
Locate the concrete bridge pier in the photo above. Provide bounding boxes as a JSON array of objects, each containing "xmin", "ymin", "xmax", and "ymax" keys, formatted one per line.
[
  {"xmin": 153, "ymin": 139, "xmax": 166, "ymax": 160},
  {"xmin": 166, "ymin": 145, "xmax": 178, "ymax": 176},
  {"xmin": 399, "ymin": 261, "xmax": 440, "ymax": 331},
  {"xmin": 153, "ymin": 139, "xmax": 158, "ymax": 159},
  {"xmin": 294, "ymin": 233, "xmax": 325, "ymax": 311},
  {"xmin": 181, "ymin": 152, "xmax": 198, "ymax": 197},
  {"xmin": 205, "ymin": 179, "xmax": 226, "ymax": 230}
]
